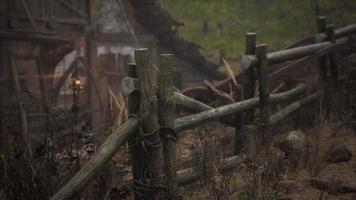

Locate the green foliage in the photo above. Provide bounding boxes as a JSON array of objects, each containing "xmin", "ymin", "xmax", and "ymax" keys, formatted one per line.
[{"xmin": 163, "ymin": 0, "xmax": 356, "ymax": 58}]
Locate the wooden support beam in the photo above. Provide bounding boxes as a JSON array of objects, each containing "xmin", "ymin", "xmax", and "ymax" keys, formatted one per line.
[
  {"xmin": 256, "ymin": 44, "xmax": 271, "ymax": 144},
  {"xmin": 9, "ymin": 54, "xmax": 31, "ymax": 156},
  {"xmin": 50, "ymin": 118, "xmax": 139, "ymax": 200},
  {"xmin": 0, "ymin": 30, "xmax": 71, "ymax": 44},
  {"xmin": 157, "ymin": 54, "xmax": 178, "ymax": 200},
  {"xmin": 135, "ymin": 48, "xmax": 162, "ymax": 199},
  {"xmin": 86, "ymin": 0, "xmax": 101, "ymax": 142}
]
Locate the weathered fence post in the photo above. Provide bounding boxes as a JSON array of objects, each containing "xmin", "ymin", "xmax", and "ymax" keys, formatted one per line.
[
  {"xmin": 234, "ymin": 32, "xmax": 257, "ymax": 154},
  {"xmin": 157, "ymin": 54, "xmax": 178, "ymax": 200},
  {"xmin": 244, "ymin": 32, "xmax": 257, "ymax": 122},
  {"xmin": 317, "ymin": 16, "xmax": 328, "ymax": 82},
  {"xmin": 125, "ymin": 63, "xmax": 145, "ymax": 200},
  {"xmin": 326, "ymin": 24, "xmax": 338, "ymax": 89},
  {"xmin": 255, "ymin": 44, "xmax": 270, "ymax": 200},
  {"xmin": 135, "ymin": 48, "xmax": 162, "ymax": 199},
  {"xmin": 256, "ymin": 44, "xmax": 271, "ymax": 145}
]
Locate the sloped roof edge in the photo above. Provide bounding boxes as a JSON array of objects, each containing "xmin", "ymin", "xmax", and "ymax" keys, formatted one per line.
[{"xmin": 129, "ymin": 0, "xmax": 225, "ymax": 79}]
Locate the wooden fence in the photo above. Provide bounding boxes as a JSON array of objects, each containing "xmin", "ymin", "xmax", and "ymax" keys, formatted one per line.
[{"xmin": 51, "ymin": 16, "xmax": 356, "ymax": 200}]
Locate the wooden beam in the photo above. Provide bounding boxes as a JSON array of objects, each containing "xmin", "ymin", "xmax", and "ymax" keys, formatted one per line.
[
  {"xmin": 9, "ymin": 54, "xmax": 32, "ymax": 156},
  {"xmin": 270, "ymin": 93, "xmax": 320, "ymax": 125},
  {"xmin": 240, "ymin": 37, "xmax": 348, "ymax": 70},
  {"xmin": 0, "ymin": 30, "xmax": 71, "ymax": 44},
  {"xmin": 0, "ymin": 13, "xmax": 88, "ymax": 25},
  {"xmin": 174, "ymin": 84, "xmax": 306, "ymax": 132},
  {"xmin": 86, "ymin": 0, "xmax": 101, "ymax": 143},
  {"xmin": 175, "ymin": 92, "xmax": 213, "ymax": 112},
  {"xmin": 316, "ymin": 23, "xmax": 356, "ymax": 42}
]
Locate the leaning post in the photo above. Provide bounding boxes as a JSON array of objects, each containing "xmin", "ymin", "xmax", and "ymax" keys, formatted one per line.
[
  {"xmin": 157, "ymin": 54, "xmax": 178, "ymax": 200},
  {"xmin": 135, "ymin": 48, "xmax": 162, "ymax": 199}
]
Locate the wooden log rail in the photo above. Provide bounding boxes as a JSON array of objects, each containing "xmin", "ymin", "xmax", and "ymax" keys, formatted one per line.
[
  {"xmin": 240, "ymin": 22, "xmax": 356, "ymax": 70},
  {"xmin": 240, "ymin": 37, "xmax": 348, "ymax": 70},
  {"xmin": 175, "ymin": 84, "xmax": 306, "ymax": 132},
  {"xmin": 51, "ymin": 16, "xmax": 352, "ymax": 200}
]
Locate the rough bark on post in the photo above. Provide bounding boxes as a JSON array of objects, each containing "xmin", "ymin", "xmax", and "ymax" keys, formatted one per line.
[
  {"xmin": 243, "ymin": 32, "xmax": 257, "ymax": 122},
  {"xmin": 157, "ymin": 54, "xmax": 178, "ymax": 200},
  {"xmin": 317, "ymin": 16, "xmax": 328, "ymax": 82},
  {"xmin": 256, "ymin": 44, "xmax": 271, "ymax": 145},
  {"xmin": 326, "ymin": 24, "xmax": 338, "ymax": 89},
  {"xmin": 135, "ymin": 48, "xmax": 162, "ymax": 199},
  {"xmin": 126, "ymin": 63, "xmax": 145, "ymax": 200}
]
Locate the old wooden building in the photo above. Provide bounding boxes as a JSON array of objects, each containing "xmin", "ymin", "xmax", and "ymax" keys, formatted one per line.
[{"xmin": 0, "ymin": 0, "xmax": 223, "ymax": 152}]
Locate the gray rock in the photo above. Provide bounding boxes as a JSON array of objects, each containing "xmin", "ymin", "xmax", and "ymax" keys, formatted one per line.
[
  {"xmin": 324, "ymin": 142, "xmax": 352, "ymax": 163},
  {"xmin": 276, "ymin": 130, "xmax": 306, "ymax": 156}
]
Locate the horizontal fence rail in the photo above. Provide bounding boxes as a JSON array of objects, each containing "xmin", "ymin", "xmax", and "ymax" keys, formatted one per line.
[
  {"xmin": 241, "ymin": 37, "xmax": 349, "ymax": 70},
  {"xmin": 175, "ymin": 84, "xmax": 306, "ymax": 132}
]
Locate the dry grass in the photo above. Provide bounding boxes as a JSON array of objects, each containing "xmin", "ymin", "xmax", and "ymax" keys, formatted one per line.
[{"xmin": 191, "ymin": 129, "xmax": 233, "ymax": 200}]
